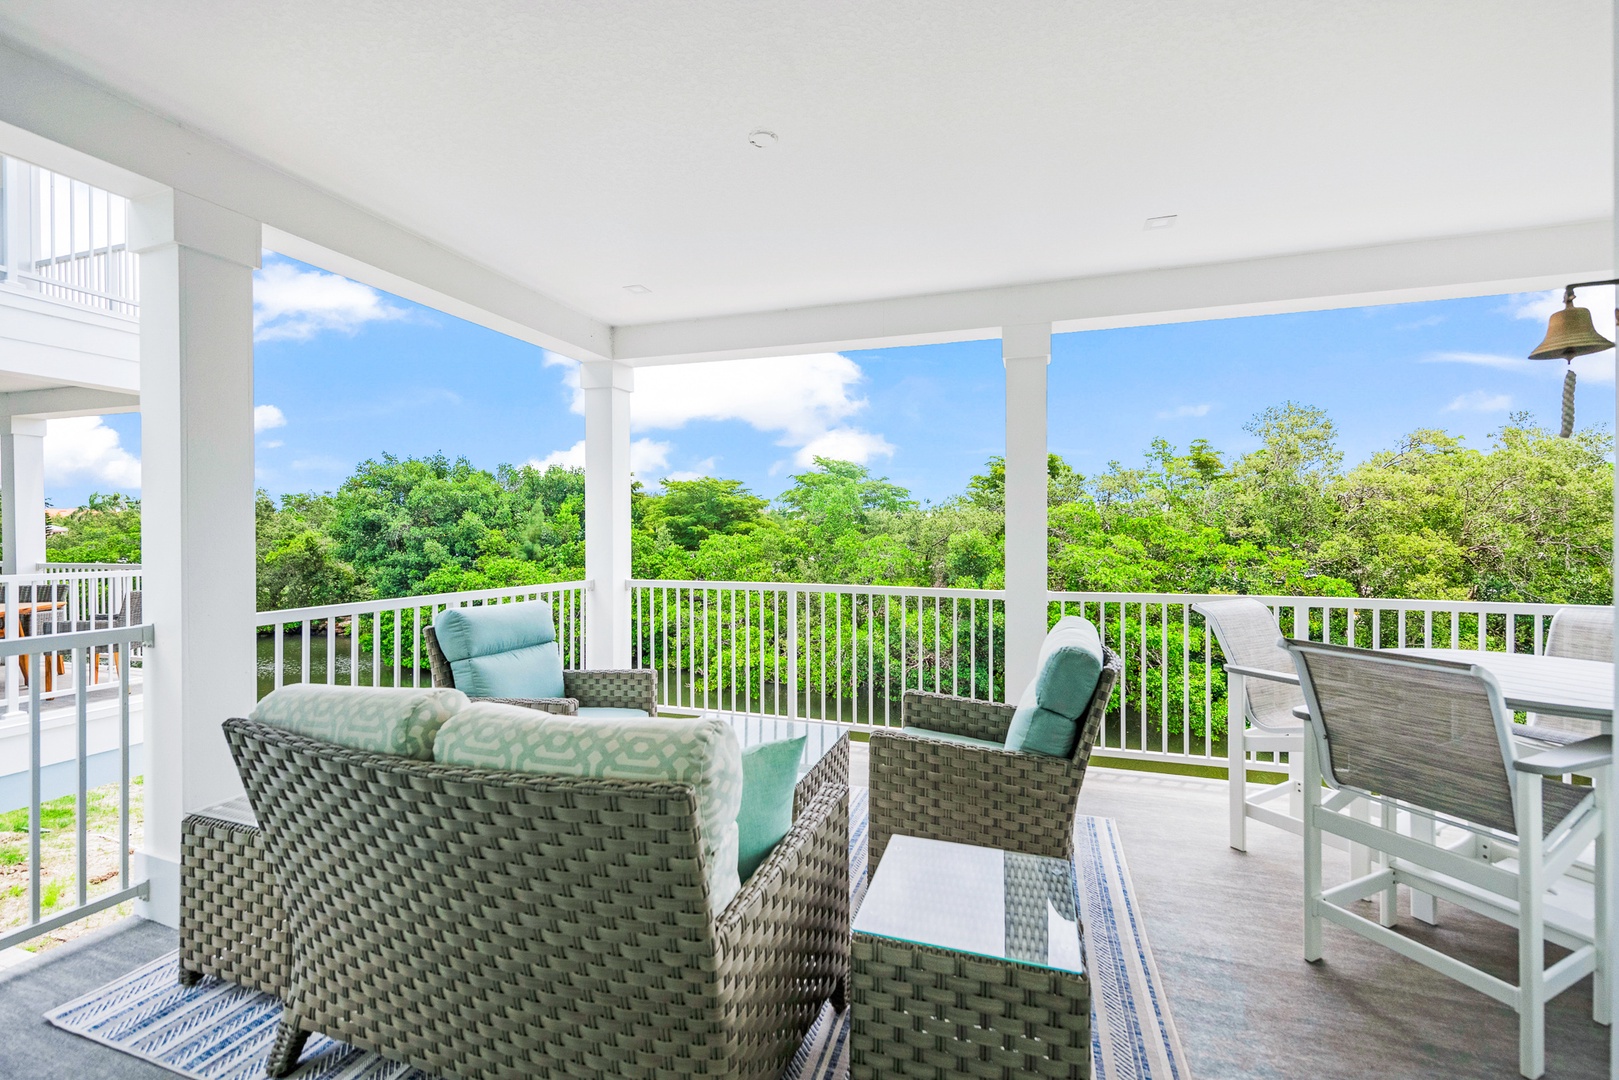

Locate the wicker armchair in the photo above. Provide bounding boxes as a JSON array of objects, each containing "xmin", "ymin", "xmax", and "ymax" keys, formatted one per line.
[
  {"xmin": 424, "ymin": 623, "xmax": 657, "ymax": 716},
  {"xmin": 225, "ymin": 716, "xmax": 849, "ymax": 1080},
  {"xmin": 867, "ymin": 645, "xmax": 1121, "ymax": 871}
]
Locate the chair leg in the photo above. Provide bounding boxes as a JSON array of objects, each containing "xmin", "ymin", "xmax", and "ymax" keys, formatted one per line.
[
  {"xmin": 1302, "ymin": 732, "xmax": 1323, "ymax": 963},
  {"xmin": 266, "ymin": 1019, "xmax": 310, "ymax": 1078},
  {"xmin": 1409, "ymin": 808, "xmax": 1439, "ymax": 925},
  {"xmin": 177, "ymin": 966, "xmax": 202, "ymax": 987},
  {"xmin": 1517, "ymin": 772, "xmax": 1546, "ymax": 1080},
  {"xmin": 1378, "ymin": 799, "xmax": 1398, "ymax": 928},
  {"xmin": 1596, "ymin": 765, "xmax": 1612, "ymax": 1027},
  {"xmin": 1229, "ymin": 673, "xmax": 1248, "ymax": 852},
  {"xmin": 1349, "ymin": 797, "xmax": 1373, "ymax": 880}
]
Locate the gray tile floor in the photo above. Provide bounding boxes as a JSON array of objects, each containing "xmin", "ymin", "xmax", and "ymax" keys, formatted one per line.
[{"xmin": 2, "ymin": 757, "xmax": 1609, "ymax": 1079}]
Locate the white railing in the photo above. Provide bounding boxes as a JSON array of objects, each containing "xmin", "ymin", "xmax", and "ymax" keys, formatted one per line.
[
  {"xmin": 255, "ymin": 581, "xmax": 589, "ymax": 696},
  {"xmin": 0, "ymin": 156, "xmax": 139, "ymax": 317},
  {"xmin": 628, "ymin": 580, "xmax": 1597, "ymax": 768},
  {"xmin": 630, "ymin": 580, "xmax": 1005, "ymax": 724},
  {"xmin": 0, "ymin": 621, "xmax": 152, "ymax": 950},
  {"xmin": 0, "ymin": 567, "xmax": 143, "ymax": 716}
]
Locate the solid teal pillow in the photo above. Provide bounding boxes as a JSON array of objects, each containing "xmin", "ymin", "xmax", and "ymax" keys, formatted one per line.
[
  {"xmin": 737, "ymin": 736, "xmax": 806, "ymax": 881},
  {"xmin": 433, "ymin": 602, "xmax": 565, "ymax": 700},
  {"xmin": 1004, "ymin": 616, "xmax": 1105, "ymax": 757}
]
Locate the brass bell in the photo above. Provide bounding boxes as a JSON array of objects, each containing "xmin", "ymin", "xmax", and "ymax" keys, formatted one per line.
[{"xmin": 1529, "ymin": 297, "xmax": 1614, "ymax": 360}]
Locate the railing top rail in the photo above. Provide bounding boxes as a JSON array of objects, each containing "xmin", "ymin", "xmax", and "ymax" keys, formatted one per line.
[
  {"xmin": 257, "ymin": 580, "xmax": 591, "ymax": 624},
  {"xmin": 0, "ymin": 621, "xmax": 152, "ymax": 658},
  {"xmin": 630, "ymin": 579, "xmax": 1007, "ymax": 601},
  {"xmin": 1047, "ymin": 590, "xmax": 1588, "ymax": 616}
]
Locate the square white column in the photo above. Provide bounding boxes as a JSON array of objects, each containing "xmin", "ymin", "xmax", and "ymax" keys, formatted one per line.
[
  {"xmin": 130, "ymin": 191, "xmax": 260, "ymax": 925},
  {"xmin": 0, "ymin": 417, "xmax": 47, "ymax": 575},
  {"xmin": 581, "ymin": 359, "xmax": 633, "ymax": 668},
  {"xmin": 1002, "ymin": 323, "xmax": 1051, "ymax": 700}
]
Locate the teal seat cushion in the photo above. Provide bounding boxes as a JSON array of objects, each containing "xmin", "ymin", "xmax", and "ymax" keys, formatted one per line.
[
  {"xmin": 737, "ymin": 736, "xmax": 805, "ymax": 881},
  {"xmin": 434, "ymin": 703, "xmax": 744, "ymax": 913},
  {"xmin": 250, "ymin": 685, "xmax": 470, "ymax": 760},
  {"xmin": 1004, "ymin": 616, "xmax": 1105, "ymax": 757},
  {"xmin": 577, "ymin": 706, "xmax": 653, "ymax": 719},
  {"xmin": 433, "ymin": 602, "xmax": 565, "ymax": 700},
  {"xmin": 905, "ymin": 727, "xmax": 1004, "ymax": 750}
]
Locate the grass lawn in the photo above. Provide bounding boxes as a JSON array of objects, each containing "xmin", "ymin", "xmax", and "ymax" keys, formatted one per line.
[{"xmin": 0, "ymin": 776, "xmax": 144, "ymax": 952}]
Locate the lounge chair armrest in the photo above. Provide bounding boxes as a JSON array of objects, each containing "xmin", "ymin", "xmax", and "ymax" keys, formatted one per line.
[
  {"xmin": 1292, "ymin": 705, "xmax": 1311, "ymax": 723},
  {"xmin": 900, "ymin": 690, "xmax": 1017, "ymax": 743},
  {"xmin": 1514, "ymin": 735, "xmax": 1613, "ymax": 776},
  {"xmin": 562, "ymin": 669, "xmax": 658, "ymax": 715},
  {"xmin": 475, "ymin": 695, "xmax": 579, "ymax": 716},
  {"xmin": 1226, "ymin": 663, "xmax": 1299, "ymax": 685}
]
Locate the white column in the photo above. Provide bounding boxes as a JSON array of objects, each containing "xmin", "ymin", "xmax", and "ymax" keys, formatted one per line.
[
  {"xmin": 582, "ymin": 359, "xmax": 633, "ymax": 669},
  {"xmin": 130, "ymin": 190, "xmax": 260, "ymax": 926},
  {"xmin": 1002, "ymin": 323, "xmax": 1051, "ymax": 700},
  {"xmin": 0, "ymin": 417, "xmax": 47, "ymax": 574}
]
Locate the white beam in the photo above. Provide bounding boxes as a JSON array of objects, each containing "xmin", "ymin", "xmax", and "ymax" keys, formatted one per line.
[
  {"xmin": 0, "ymin": 38, "xmax": 610, "ymax": 360},
  {"xmin": 614, "ymin": 220, "xmax": 1614, "ymax": 365},
  {"xmin": 0, "ymin": 387, "xmax": 137, "ymax": 419},
  {"xmin": 0, "ymin": 416, "xmax": 46, "ymax": 576},
  {"xmin": 1002, "ymin": 324, "xmax": 1050, "ymax": 701},
  {"xmin": 582, "ymin": 360, "xmax": 633, "ymax": 668},
  {"xmin": 130, "ymin": 189, "xmax": 259, "ymax": 926}
]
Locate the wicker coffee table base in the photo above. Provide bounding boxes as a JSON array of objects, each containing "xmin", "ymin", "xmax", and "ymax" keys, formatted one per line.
[{"xmin": 850, "ymin": 933, "xmax": 1091, "ymax": 1080}]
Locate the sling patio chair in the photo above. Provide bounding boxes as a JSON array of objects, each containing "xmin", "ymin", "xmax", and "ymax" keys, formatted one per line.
[
  {"xmin": 1287, "ymin": 639, "xmax": 1611, "ymax": 1079},
  {"xmin": 1193, "ymin": 598, "xmax": 1310, "ymax": 850},
  {"xmin": 1519, "ymin": 606, "xmax": 1612, "ymax": 748}
]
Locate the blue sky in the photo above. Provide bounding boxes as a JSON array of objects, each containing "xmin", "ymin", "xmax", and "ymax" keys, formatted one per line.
[{"xmin": 43, "ymin": 257, "xmax": 1616, "ymax": 508}]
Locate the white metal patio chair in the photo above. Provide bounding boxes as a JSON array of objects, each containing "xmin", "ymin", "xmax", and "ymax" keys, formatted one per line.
[
  {"xmin": 1519, "ymin": 606, "xmax": 1612, "ymax": 748},
  {"xmin": 1194, "ymin": 598, "xmax": 1309, "ymax": 850},
  {"xmin": 1287, "ymin": 639, "xmax": 1611, "ymax": 1079}
]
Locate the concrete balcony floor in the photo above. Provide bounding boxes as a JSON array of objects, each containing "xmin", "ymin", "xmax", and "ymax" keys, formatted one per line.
[{"xmin": 0, "ymin": 752, "xmax": 1608, "ymax": 1079}]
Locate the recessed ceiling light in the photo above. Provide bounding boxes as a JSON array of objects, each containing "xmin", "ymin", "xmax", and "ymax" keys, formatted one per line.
[
  {"xmin": 1145, "ymin": 215, "xmax": 1178, "ymax": 230},
  {"xmin": 748, "ymin": 129, "xmax": 779, "ymax": 149},
  {"xmin": 623, "ymin": 284, "xmax": 652, "ymax": 294}
]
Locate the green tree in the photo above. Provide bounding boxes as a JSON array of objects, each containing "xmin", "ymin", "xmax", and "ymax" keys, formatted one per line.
[{"xmin": 45, "ymin": 493, "xmax": 141, "ymax": 564}]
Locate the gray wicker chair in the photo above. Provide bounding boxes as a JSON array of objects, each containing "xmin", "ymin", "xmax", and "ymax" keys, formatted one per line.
[
  {"xmin": 225, "ymin": 716, "xmax": 849, "ymax": 1080},
  {"xmin": 1287, "ymin": 639, "xmax": 1610, "ymax": 1079},
  {"xmin": 424, "ymin": 621, "xmax": 657, "ymax": 716},
  {"xmin": 867, "ymin": 645, "xmax": 1121, "ymax": 872},
  {"xmin": 1519, "ymin": 606, "xmax": 1612, "ymax": 747},
  {"xmin": 1193, "ymin": 597, "xmax": 1308, "ymax": 851}
]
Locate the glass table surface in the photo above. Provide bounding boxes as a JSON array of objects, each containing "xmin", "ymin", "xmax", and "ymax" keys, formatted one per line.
[
  {"xmin": 711, "ymin": 713, "xmax": 847, "ymax": 779},
  {"xmin": 853, "ymin": 835, "xmax": 1084, "ymax": 974}
]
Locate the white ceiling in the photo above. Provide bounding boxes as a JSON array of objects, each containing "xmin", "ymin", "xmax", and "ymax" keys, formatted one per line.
[{"xmin": 0, "ymin": 1, "xmax": 1611, "ymax": 332}]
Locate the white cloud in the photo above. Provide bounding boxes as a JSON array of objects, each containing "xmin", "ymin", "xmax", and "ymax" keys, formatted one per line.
[
  {"xmin": 254, "ymin": 260, "xmax": 407, "ymax": 342},
  {"xmin": 527, "ymin": 437, "xmax": 672, "ymax": 477},
  {"xmin": 665, "ymin": 458, "xmax": 717, "ymax": 483},
  {"xmin": 1421, "ymin": 351, "xmax": 1536, "ymax": 373},
  {"xmin": 544, "ymin": 352, "xmax": 895, "ymax": 466},
  {"xmin": 254, "ymin": 404, "xmax": 287, "ymax": 433},
  {"xmin": 45, "ymin": 417, "xmax": 140, "ymax": 489},
  {"xmin": 1155, "ymin": 402, "xmax": 1214, "ymax": 419},
  {"xmin": 1444, "ymin": 390, "xmax": 1513, "ymax": 413},
  {"xmin": 1421, "ymin": 345, "xmax": 1614, "ymax": 386},
  {"xmin": 262, "ymin": 440, "xmax": 284, "ymax": 450},
  {"xmin": 793, "ymin": 427, "xmax": 896, "ymax": 467}
]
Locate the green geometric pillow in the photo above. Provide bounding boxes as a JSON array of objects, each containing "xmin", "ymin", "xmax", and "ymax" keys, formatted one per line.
[
  {"xmin": 249, "ymin": 684, "xmax": 470, "ymax": 760},
  {"xmin": 434, "ymin": 703, "xmax": 745, "ymax": 913}
]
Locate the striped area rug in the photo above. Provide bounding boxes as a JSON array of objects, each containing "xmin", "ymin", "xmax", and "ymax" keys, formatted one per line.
[{"xmin": 47, "ymin": 791, "xmax": 1187, "ymax": 1079}]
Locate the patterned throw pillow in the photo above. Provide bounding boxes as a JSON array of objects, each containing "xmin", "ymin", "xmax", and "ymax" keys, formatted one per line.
[
  {"xmin": 249, "ymin": 685, "xmax": 471, "ymax": 760},
  {"xmin": 434, "ymin": 702, "xmax": 746, "ymax": 913}
]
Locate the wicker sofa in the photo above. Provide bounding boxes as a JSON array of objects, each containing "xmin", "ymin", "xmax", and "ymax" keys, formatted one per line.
[
  {"xmin": 867, "ymin": 642, "xmax": 1122, "ymax": 871},
  {"xmin": 424, "ymin": 623, "xmax": 658, "ymax": 716},
  {"xmin": 224, "ymin": 714, "xmax": 849, "ymax": 1080}
]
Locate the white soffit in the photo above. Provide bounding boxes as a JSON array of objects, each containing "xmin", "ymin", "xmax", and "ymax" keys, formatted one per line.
[{"xmin": 0, "ymin": 0, "xmax": 1611, "ymax": 353}]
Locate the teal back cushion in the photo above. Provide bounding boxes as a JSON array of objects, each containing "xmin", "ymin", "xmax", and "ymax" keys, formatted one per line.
[
  {"xmin": 434, "ymin": 703, "xmax": 745, "ymax": 913},
  {"xmin": 250, "ymin": 685, "xmax": 470, "ymax": 760},
  {"xmin": 433, "ymin": 602, "xmax": 565, "ymax": 700},
  {"xmin": 1004, "ymin": 616, "xmax": 1105, "ymax": 757},
  {"xmin": 737, "ymin": 736, "xmax": 805, "ymax": 881}
]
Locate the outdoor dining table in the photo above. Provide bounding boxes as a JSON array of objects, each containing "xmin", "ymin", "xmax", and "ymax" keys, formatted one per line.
[{"xmin": 0, "ymin": 600, "xmax": 67, "ymax": 690}]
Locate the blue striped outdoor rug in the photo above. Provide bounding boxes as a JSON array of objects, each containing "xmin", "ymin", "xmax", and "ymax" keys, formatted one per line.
[{"xmin": 47, "ymin": 790, "xmax": 1187, "ymax": 1079}]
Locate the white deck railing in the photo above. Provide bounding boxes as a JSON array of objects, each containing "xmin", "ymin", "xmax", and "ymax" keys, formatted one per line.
[
  {"xmin": 0, "ymin": 567, "xmax": 142, "ymax": 716},
  {"xmin": 255, "ymin": 581, "xmax": 589, "ymax": 695},
  {"xmin": 0, "ymin": 157, "xmax": 139, "ymax": 316},
  {"xmin": 0, "ymin": 621, "xmax": 152, "ymax": 950}
]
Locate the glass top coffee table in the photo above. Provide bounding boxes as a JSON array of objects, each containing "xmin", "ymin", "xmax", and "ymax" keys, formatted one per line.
[
  {"xmin": 707, "ymin": 713, "xmax": 850, "ymax": 809},
  {"xmin": 850, "ymin": 835, "xmax": 1091, "ymax": 1079}
]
